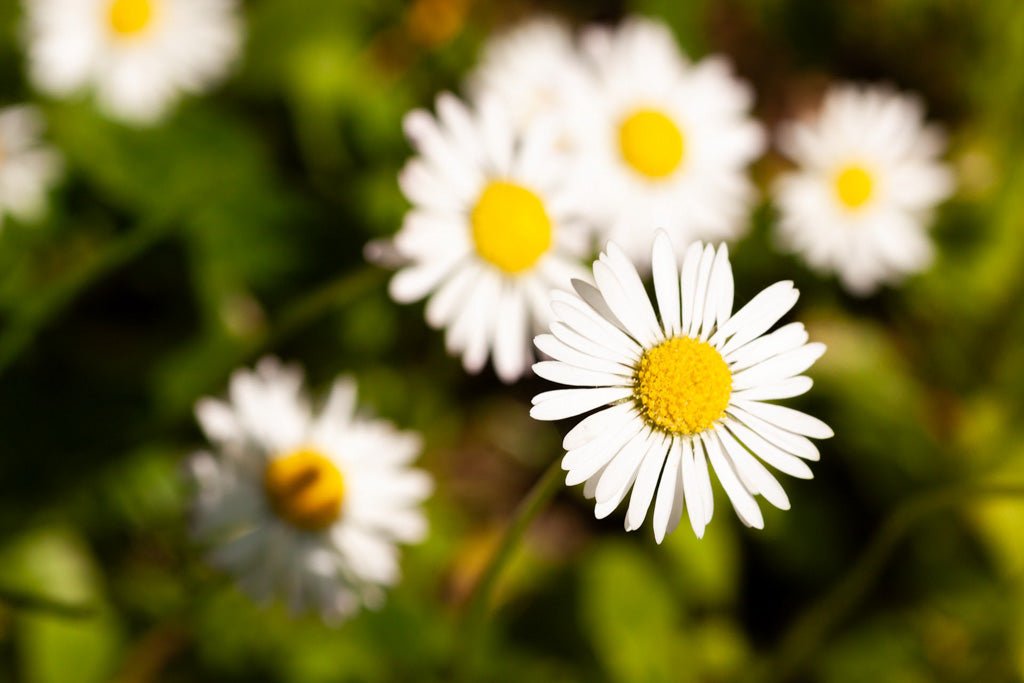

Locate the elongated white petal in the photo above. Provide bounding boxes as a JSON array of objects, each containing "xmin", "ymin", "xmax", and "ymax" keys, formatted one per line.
[
  {"xmin": 530, "ymin": 387, "xmax": 632, "ymax": 420},
  {"xmin": 562, "ymin": 402, "xmax": 637, "ymax": 451},
  {"xmin": 652, "ymin": 439, "xmax": 682, "ymax": 544},
  {"xmin": 551, "ymin": 295, "xmax": 642, "ymax": 360},
  {"xmin": 594, "ymin": 260, "xmax": 659, "ymax": 347},
  {"xmin": 732, "ymin": 400, "xmax": 834, "ymax": 439},
  {"xmin": 726, "ymin": 322, "xmax": 808, "ymax": 371},
  {"xmin": 564, "ymin": 417, "xmax": 646, "ymax": 484},
  {"xmin": 714, "ymin": 244, "xmax": 734, "ymax": 329},
  {"xmin": 688, "ymin": 244, "xmax": 716, "ymax": 338},
  {"xmin": 693, "ymin": 437, "xmax": 715, "ymax": 525},
  {"xmin": 723, "ymin": 419, "xmax": 814, "ymax": 479},
  {"xmin": 710, "ymin": 281, "xmax": 794, "ymax": 349},
  {"xmin": 681, "ymin": 439, "xmax": 706, "ymax": 538},
  {"xmin": 716, "ymin": 429, "xmax": 790, "ymax": 510},
  {"xmin": 728, "ymin": 405, "xmax": 820, "ymax": 461},
  {"xmin": 703, "ymin": 432, "xmax": 764, "ymax": 529},
  {"xmin": 731, "ymin": 343, "xmax": 826, "ymax": 391},
  {"xmin": 680, "ymin": 242, "xmax": 703, "ymax": 335},
  {"xmin": 719, "ymin": 288, "xmax": 801, "ymax": 357},
  {"xmin": 534, "ymin": 334, "xmax": 634, "ymax": 376},
  {"xmin": 533, "ymin": 361, "xmax": 632, "ymax": 388},
  {"xmin": 603, "ymin": 242, "xmax": 663, "ymax": 341},
  {"xmin": 700, "ymin": 244, "xmax": 731, "ymax": 340},
  {"xmin": 596, "ymin": 428, "xmax": 653, "ymax": 503},
  {"xmin": 625, "ymin": 433, "xmax": 670, "ymax": 531},
  {"xmin": 572, "ymin": 279, "xmax": 630, "ymax": 335},
  {"xmin": 651, "ymin": 231, "xmax": 681, "ymax": 336},
  {"xmin": 731, "ymin": 376, "xmax": 813, "ymax": 401},
  {"xmin": 550, "ymin": 322, "xmax": 639, "ymax": 367}
]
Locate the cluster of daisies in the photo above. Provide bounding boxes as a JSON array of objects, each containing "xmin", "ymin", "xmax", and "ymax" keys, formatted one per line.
[{"xmin": 0, "ymin": 6, "xmax": 956, "ymax": 624}]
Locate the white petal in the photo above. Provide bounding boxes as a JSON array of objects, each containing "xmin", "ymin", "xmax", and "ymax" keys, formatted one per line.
[
  {"xmin": 550, "ymin": 322, "xmax": 639, "ymax": 367},
  {"xmin": 562, "ymin": 402, "xmax": 637, "ymax": 451},
  {"xmin": 731, "ymin": 376, "xmax": 813, "ymax": 401},
  {"xmin": 723, "ymin": 419, "xmax": 815, "ymax": 479},
  {"xmin": 710, "ymin": 281, "xmax": 795, "ymax": 351},
  {"xmin": 716, "ymin": 429, "xmax": 790, "ymax": 510},
  {"xmin": 731, "ymin": 400, "xmax": 834, "ymax": 439},
  {"xmin": 625, "ymin": 433, "xmax": 671, "ymax": 532},
  {"xmin": 530, "ymin": 387, "xmax": 633, "ymax": 420},
  {"xmin": 550, "ymin": 294, "xmax": 642, "ymax": 361},
  {"xmin": 714, "ymin": 245, "xmax": 734, "ymax": 330},
  {"xmin": 652, "ymin": 439, "xmax": 682, "ymax": 544},
  {"xmin": 565, "ymin": 417, "xmax": 645, "ymax": 485},
  {"xmin": 681, "ymin": 439, "xmax": 707, "ymax": 538},
  {"xmin": 533, "ymin": 361, "xmax": 632, "ymax": 388},
  {"xmin": 703, "ymin": 432, "xmax": 764, "ymax": 529},
  {"xmin": 651, "ymin": 232, "xmax": 681, "ymax": 336},
  {"xmin": 492, "ymin": 285, "xmax": 529, "ymax": 383},
  {"xmin": 688, "ymin": 244, "xmax": 716, "ymax": 338},
  {"xmin": 603, "ymin": 243, "xmax": 662, "ymax": 341},
  {"xmin": 726, "ymin": 322, "xmax": 809, "ymax": 371},
  {"xmin": 534, "ymin": 334, "xmax": 634, "ymax": 376},
  {"xmin": 680, "ymin": 242, "xmax": 703, "ymax": 335},
  {"xmin": 731, "ymin": 343, "xmax": 826, "ymax": 391},
  {"xmin": 593, "ymin": 260, "xmax": 659, "ymax": 347},
  {"xmin": 595, "ymin": 428, "xmax": 653, "ymax": 504}
]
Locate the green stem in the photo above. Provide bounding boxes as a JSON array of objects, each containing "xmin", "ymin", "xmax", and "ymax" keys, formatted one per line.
[
  {"xmin": 458, "ymin": 458, "xmax": 564, "ymax": 679},
  {"xmin": 756, "ymin": 482, "xmax": 1024, "ymax": 683},
  {"xmin": 0, "ymin": 214, "xmax": 175, "ymax": 376}
]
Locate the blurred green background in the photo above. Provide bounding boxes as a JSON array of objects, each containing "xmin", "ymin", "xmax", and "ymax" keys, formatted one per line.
[{"xmin": 1, "ymin": 0, "xmax": 1024, "ymax": 681}]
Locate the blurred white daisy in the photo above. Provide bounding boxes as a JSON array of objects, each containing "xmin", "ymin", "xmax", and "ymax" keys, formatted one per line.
[
  {"xmin": 466, "ymin": 17, "xmax": 594, "ymax": 146},
  {"xmin": 575, "ymin": 17, "xmax": 764, "ymax": 266},
  {"xmin": 774, "ymin": 84, "xmax": 954, "ymax": 295},
  {"xmin": 188, "ymin": 357, "xmax": 432, "ymax": 622},
  {"xmin": 0, "ymin": 105, "xmax": 61, "ymax": 229},
  {"xmin": 388, "ymin": 92, "xmax": 591, "ymax": 383},
  {"xmin": 23, "ymin": 0, "xmax": 242, "ymax": 125},
  {"xmin": 530, "ymin": 232, "xmax": 831, "ymax": 542}
]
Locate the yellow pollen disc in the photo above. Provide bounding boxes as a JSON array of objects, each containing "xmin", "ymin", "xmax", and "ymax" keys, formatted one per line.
[
  {"xmin": 634, "ymin": 337, "xmax": 732, "ymax": 435},
  {"xmin": 834, "ymin": 164, "xmax": 875, "ymax": 209},
  {"xmin": 471, "ymin": 180, "xmax": 553, "ymax": 274},
  {"xmin": 264, "ymin": 448, "xmax": 345, "ymax": 531},
  {"xmin": 108, "ymin": 0, "xmax": 154, "ymax": 36},
  {"xmin": 618, "ymin": 109, "xmax": 686, "ymax": 179}
]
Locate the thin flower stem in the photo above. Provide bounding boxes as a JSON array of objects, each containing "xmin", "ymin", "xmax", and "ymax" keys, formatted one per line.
[
  {"xmin": 0, "ymin": 213, "xmax": 175, "ymax": 377},
  {"xmin": 459, "ymin": 457, "xmax": 564, "ymax": 679},
  {"xmin": 755, "ymin": 482, "xmax": 1024, "ymax": 683}
]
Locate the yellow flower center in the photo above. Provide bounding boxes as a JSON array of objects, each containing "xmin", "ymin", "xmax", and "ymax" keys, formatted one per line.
[
  {"xmin": 108, "ymin": 0, "xmax": 154, "ymax": 37},
  {"xmin": 471, "ymin": 180, "xmax": 553, "ymax": 274},
  {"xmin": 263, "ymin": 448, "xmax": 345, "ymax": 531},
  {"xmin": 834, "ymin": 164, "xmax": 875, "ymax": 209},
  {"xmin": 634, "ymin": 337, "xmax": 732, "ymax": 435},
  {"xmin": 618, "ymin": 109, "xmax": 686, "ymax": 179}
]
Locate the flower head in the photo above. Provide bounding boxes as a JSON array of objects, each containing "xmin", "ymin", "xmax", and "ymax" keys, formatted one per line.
[
  {"xmin": 774, "ymin": 84, "xmax": 954, "ymax": 294},
  {"xmin": 573, "ymin": 17, "xmax": 765, "ymax": 266},
  {"xmin": 531, "ymin": 232, "xmax": 832, "ymax": 541},
  {"xmin": 188, "ymin": 357, "xmax": 431, "ymax": 622},
  {"xmin": 388, "ymin": 92, "xmax": 592, "ymax": 382},
  {"xmin": 24, "ymin": 0, "xmax": 243, "ymax": 125}
]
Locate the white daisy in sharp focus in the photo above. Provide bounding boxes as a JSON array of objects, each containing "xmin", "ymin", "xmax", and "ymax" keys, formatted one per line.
[
  {"xmin": 574, "ymin": 17, "xmax": 765, "ymax": 267},
  {"xmin": 23, "ymin": 0, "xmax": 242, "ymax": 125},
  {"xmin": 466, "ymin": 17, "xmax": 594, "ymax": 146},
  {"xmin": 774, "ymin": 83, "xmax": 955, "ymax": 295},
  {"xmin": 388, "ymin": 91, "xmax": 591, "ymax": 383},
  {"xmin": 0, "ymin": 105, "xmax": 61, "ymax": 230},
  {"xmin": 188, "ymin": 357, "xmax": 431, "ymax": 622},
  {"xmin": 530, "ymin": 232, "xmax": 832, "ymax": 542}
]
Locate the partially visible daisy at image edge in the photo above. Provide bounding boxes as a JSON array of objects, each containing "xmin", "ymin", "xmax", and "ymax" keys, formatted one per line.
[
  {"xmin": 773, "ymin": 83, "xmax": 954, "ymax": 295},
  {"xmin": 387, "ymin": 91, "xmax": 592, "ymax": 383},
  {"xmin": 188, "ymin": 357, "xmax": 432, "ymax": 622},
  {"xmin": 530, "ymin": 232, "xmax": 832, "ymax": 542},
  {"xmin": 0, "ymin": 105, "xmax": 62, "ymax": 230},
  {"xmin": 23, "ymin": 0, "xmax": 243, "ymax": 125}
]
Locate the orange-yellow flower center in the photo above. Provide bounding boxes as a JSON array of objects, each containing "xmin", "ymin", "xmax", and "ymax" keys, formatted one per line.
[
  {"xmin": 108, "ymin": 0, "xmax": 154, "ymax": 36},
  {"xmin": 264, "ymin": 448, "xmax": 345, "ymax": 531},
  {"xmin": 471, "ymin": 180, "xmax": 553, "ymax": 274},
  {"xmin": 634, "ymin": 337, "xmax": 732, "ymax": 435},
  {"xmin": 618, "ymin": 109, "xmax": 686, "ymax": 179},
  {"xmin": 834, "ymin": 164, "xmax": 875, "ymax": 209}
]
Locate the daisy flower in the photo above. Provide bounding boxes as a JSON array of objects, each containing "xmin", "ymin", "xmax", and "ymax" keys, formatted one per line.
[
  {"xmin": 530, "ymin": 232, "xmax": 832, "ymax": 542},
  {"xmin": 188, "ymin": 357, "xmax": 432, "ymax": 622},
  {"xmin": 388, "ymin": 92, "xmax": 591, "ymax": 383},
  {"xmin": 23, "ymin": 0, "xmax": 243, "ymax": 125},
  {"xmin": 574, "ymin": 17, "xmax": 764, "ymax": 266},
  {"xmin": 466, "ymin": 17, "xmax": 594, "ymax": 145},
  {"xmin": 0, "ymin": 105, "xmax": 61, "ymax": 229},
  {"xmin": 774, "ymin": 83, "xmax": 954, "ymax": 295}
]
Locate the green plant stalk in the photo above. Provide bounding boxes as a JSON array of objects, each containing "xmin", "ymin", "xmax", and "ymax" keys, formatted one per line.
[
  {"xmin": 755, "ymin": 482, "xmax": 1024, "ymax": 683},
  {"xmin": 459, "ymin": 457, "xmax": 564, "ymax": 679}
]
